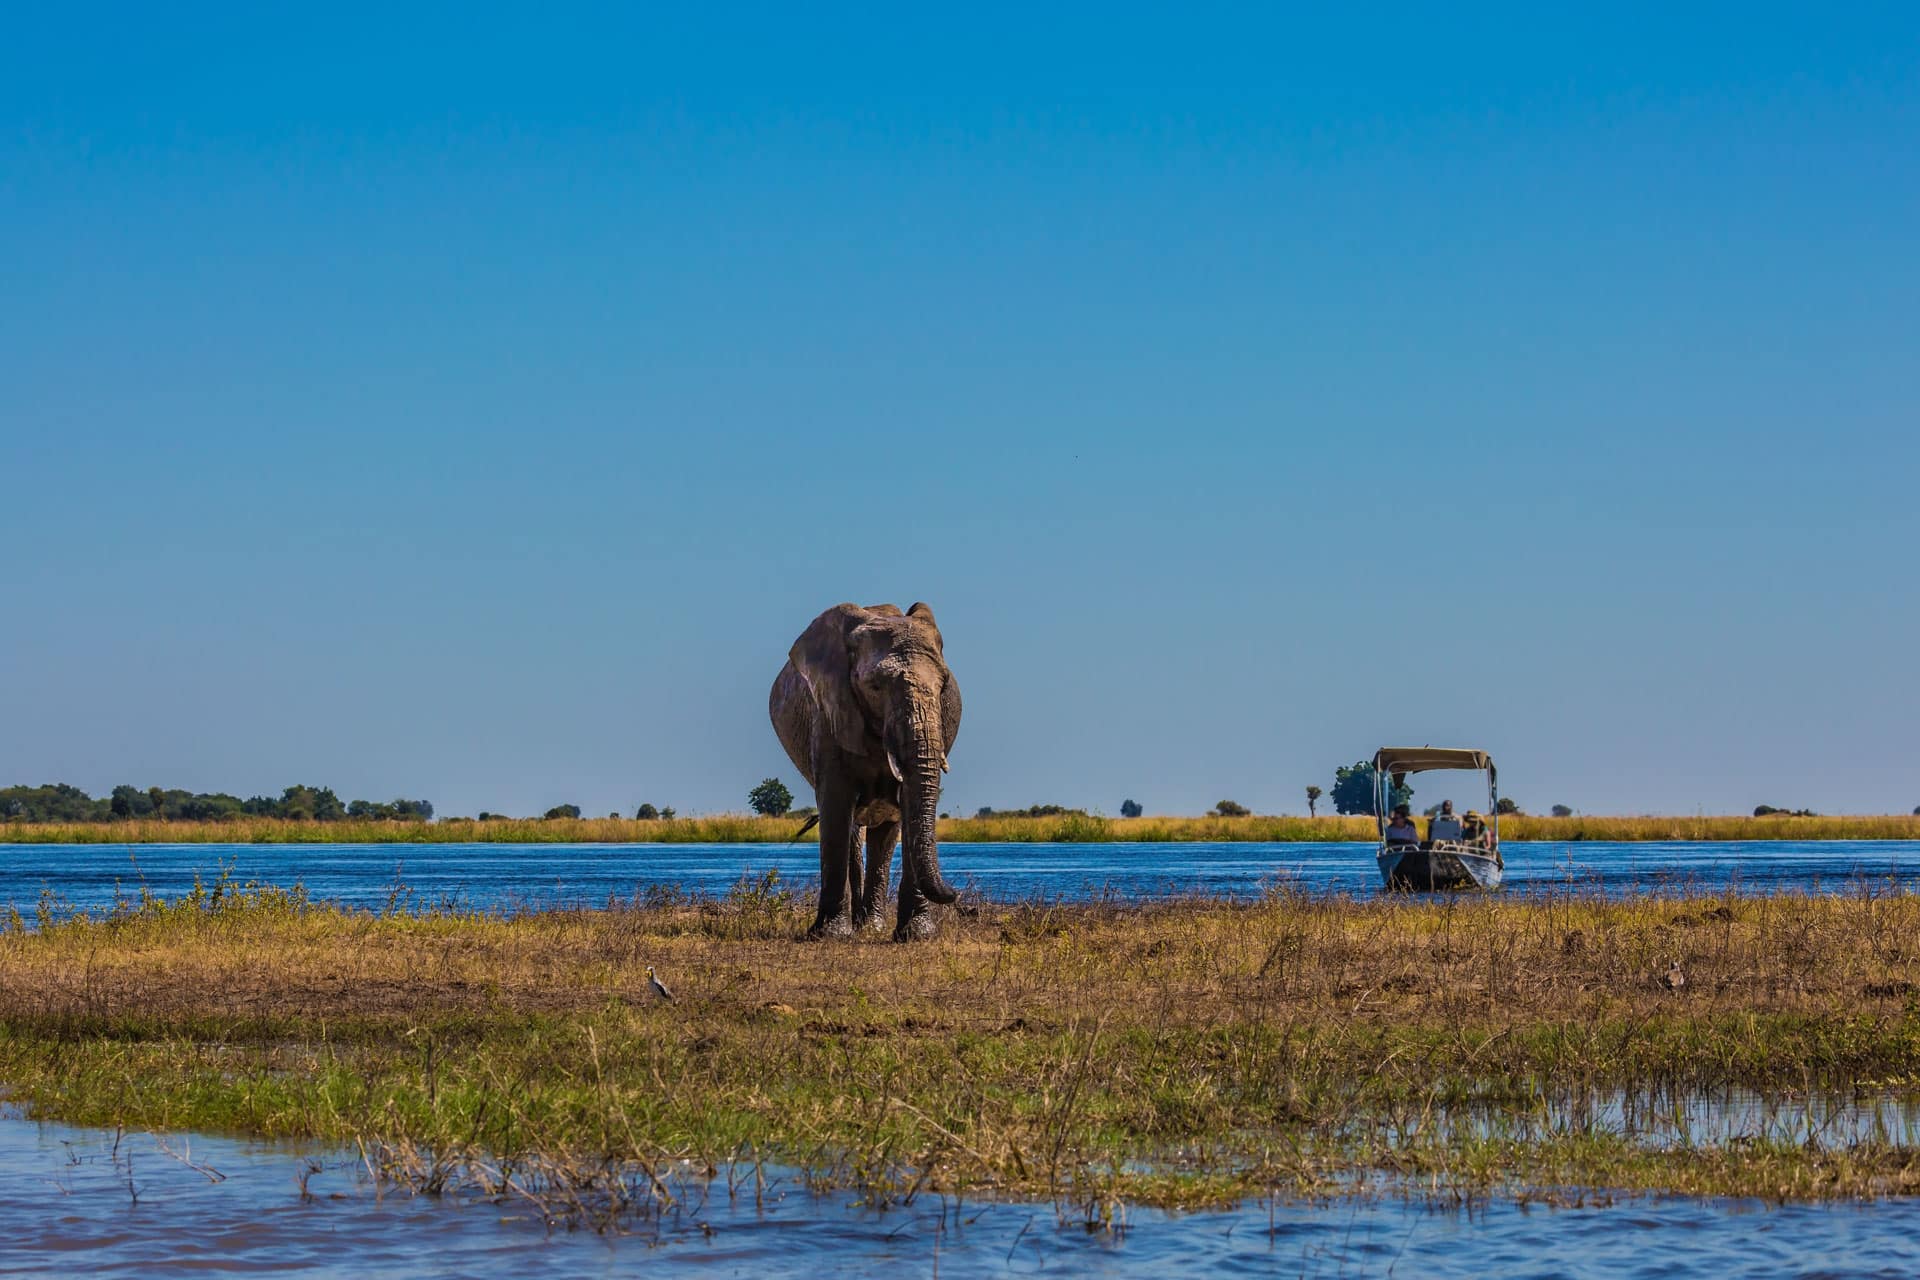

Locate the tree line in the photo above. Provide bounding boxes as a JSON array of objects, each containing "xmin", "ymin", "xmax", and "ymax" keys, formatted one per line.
[{"xmin": 0, "ymin": 783, "xmax": 432, "ymax": 823}]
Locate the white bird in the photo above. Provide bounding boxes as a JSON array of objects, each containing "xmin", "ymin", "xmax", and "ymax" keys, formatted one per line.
[{"xmin": 646, "ymin": 965, "xmax": 675, "ymax": 1003}]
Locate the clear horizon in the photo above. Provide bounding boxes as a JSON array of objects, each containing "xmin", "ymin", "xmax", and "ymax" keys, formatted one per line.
[{"xmin": 3, "ymin": 5, "xmax": 1915, "ymax": 820}]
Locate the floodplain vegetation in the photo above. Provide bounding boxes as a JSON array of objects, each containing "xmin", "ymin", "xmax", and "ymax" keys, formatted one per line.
[
  {"xmin": 6, "ymin": 811, "xmax": 1920, "ymax": 844},
  {"xmin": 4, "ymin": 875, "xmax": 1920, "ymax": 1226}
]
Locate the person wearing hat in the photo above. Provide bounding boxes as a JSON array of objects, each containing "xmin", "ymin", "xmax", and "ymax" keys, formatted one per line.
[{"xmin": 1460, "ymin": 809, "xmax": 1487, "ymax": 847}]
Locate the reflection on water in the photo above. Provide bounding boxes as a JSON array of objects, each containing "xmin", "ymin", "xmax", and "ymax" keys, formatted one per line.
[
  {"xmin": 3, "ymin": 839, "xmax": 1918, "ymax": 921},
  {"xmin": 1424, "ymin": 1088, "xmax": 1920, "ymax": 1154},
  {"xmin": 4, "ymin": 1112, "xmax": 1920, "ymax": 1278}
]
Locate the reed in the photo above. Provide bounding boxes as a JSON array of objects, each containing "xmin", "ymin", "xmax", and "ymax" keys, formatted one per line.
[
  {"xmin": 4, "ymin": 880, "xmax": 1919, "ymax": 1214},
  {"xmin": 6, "ymin": 812, "xmax": 1916, "ymax": 844}
]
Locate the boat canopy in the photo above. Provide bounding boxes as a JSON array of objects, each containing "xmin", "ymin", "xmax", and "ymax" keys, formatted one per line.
[{"xmin": 1372, "ymin": 747, "xmax": 1493, "ymax": 775}]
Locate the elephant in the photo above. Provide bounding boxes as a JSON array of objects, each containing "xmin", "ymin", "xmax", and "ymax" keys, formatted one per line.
[{"xmin": 769, "ymin": 602, "xmax": 961, "ymax": 941}]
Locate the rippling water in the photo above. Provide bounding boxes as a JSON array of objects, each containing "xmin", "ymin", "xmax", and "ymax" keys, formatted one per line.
[
  {"xmin": 5, "ymin": 1112, "xmax": 1919, "ymax": 1278},
  {"xmin": 2, "ymin": 840, "xmax": 1917, "ymax": 919}
]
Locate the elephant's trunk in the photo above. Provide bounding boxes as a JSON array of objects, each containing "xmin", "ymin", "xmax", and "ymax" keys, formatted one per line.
[{"xmin": 900, "ymin": 696, "xmax": 956, "ymax": 905}]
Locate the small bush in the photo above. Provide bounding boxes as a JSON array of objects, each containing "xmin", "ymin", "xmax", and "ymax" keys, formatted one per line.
[
  {"xmin": 544, "ymin": 804, "xmax": 582, "ymax": 820},
  {"xmin": 1119, "ymin": 799, "xmax": 1143, "ymax": 818},
  {"xmin": 1551, "ymin": 804, "xmax": 1573, "ymax": 818},
  {"xmin": 1211, "ymin": 800, "xmax": 1250, "ymax": 817}
]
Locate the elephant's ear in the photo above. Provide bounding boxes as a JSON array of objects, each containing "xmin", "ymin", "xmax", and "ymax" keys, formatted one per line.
[
  {"xmin": 906, "ymin": 602, "xmax": 942, "ymax": 652},
  {"xmin": 940, "ymin": 673, "xmax": 962, "ymax": 758},
  {"xmin": 789, "ymin": 603, "xmax": 870, "ymax": 757}
]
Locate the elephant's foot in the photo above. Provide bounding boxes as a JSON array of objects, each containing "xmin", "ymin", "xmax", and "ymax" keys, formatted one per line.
[
  {"xmin": 805, "ymin": 912, "xmax": 855, "ymax": 941},
  {"xmin": 892, "ymin": 907, "xmax": 940, "ymax": 942},
  {"xmin": 852, "ymin": 894, "xmax": 890, "ymax": 933}
]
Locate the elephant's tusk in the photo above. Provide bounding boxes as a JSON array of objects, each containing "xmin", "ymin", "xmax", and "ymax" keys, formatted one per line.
[
  {"xmin": 941, "ymin": 754, "xmax": 950, "ymax": 773},
  {"xmin": 886, "ymin": 750, "xmax": 904, "ymax": 782}
]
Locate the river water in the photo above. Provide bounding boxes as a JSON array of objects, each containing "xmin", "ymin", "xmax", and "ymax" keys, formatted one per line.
[
  {"xmin": 5, "ymin": 1111, "xmax": 1919, "ymax": 1278},
  {"xmin": 3, "ymin": 839, "xmax": 1918, "ymax": 919}
]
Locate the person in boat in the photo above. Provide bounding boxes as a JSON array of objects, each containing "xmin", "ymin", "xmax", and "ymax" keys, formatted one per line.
[
  {"xmin": 1428, "ymin": 800, "xmax": 1463, "ymax": 843},
  {"xmin": 1385, "ymin": 805, "xmax": 1420, "ymax": 845},
  {"xmin": 1460, "ymin": 809, "xmax": 1487, "ymax": 847}
]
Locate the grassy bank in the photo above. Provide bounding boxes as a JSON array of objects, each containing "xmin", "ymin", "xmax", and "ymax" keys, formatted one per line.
[
  {"xmin": 5, "ymin": 812, "xmax": 1919, "ymax": 845},
  {"xmin": 4, "ymin": 883, "xmax": 1920, "ymax": 1216}
]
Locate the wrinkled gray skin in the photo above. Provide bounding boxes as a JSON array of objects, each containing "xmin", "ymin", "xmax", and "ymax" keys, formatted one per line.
[{"xmin": 770, "ymin": 602, "xmax": 961, "ymax": 941}]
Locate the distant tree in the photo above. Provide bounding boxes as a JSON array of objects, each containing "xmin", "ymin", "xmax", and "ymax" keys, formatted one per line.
[
  {"xmin": 1496, "ymin": 797, "xmax": 1521, "ymax": 816},
  {"xmin": 477, "ymin": 811, "xmax": 508, "ymax": 821},
  {"xmin": 176, "ymin": 793, "xmax": 244, "ymax": 821},
  {"xmin": 1119, "ymin": 798, "xmax": 1144, "ymax": 818},
  {"xmin": 1211, "ymin": 799, "xmax": 1251, "ymax": 817},
  {"xmin": 1330, "ymin": 763, "xmax": 1411, "ymax": 817},
  {"xmin": 148, "ymin": 786, "xmax": 167, "ymax": 819},
  {"xmin": 1305, "ymin": 785, "xmax": 1322, "ymax": 817},
  {"xmin": 348, "ymin": 797, "xmax": 432, "ymax": 821},
  {"xmin": 658, "ymin": 806, "xmax": 676, "ymax": 820},
  {"xmin": 635, "ymin": 803, "xmax": 660, "ymax": 820},
  {"xmin": 1551, "ymin": 804, "xmax": 1573, "ymax": 818},
  {"xmin": 276, "ymin": 784, "xmax": 346, "ymax": 821},
  {"xmin": 0, "ymin": 783, "xmax": 110, "ymax": 822},
  {"xmin": 973, "ymin": 804, "xmax": 1088, "ymax": 819},
  {"xmin": 1914, "ymin": 805, "xmax": 1919, "ymax": 816},
  {"xmin": 748, "ymin": 777, "xmax": 795, "ymax": 817},
  {"xmin": 544, "ymin": 803, "xmax": 582, "ymax": 820},
  {"xmin": 608, "ymin": 811, "xmax": 620, "ymax": 819}
]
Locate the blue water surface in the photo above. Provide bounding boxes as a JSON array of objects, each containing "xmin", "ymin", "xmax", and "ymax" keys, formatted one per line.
[
  {"xmin": 2, "ymin": 840, "xmax": 1917, "ymax": 919},
  {"xmin": 4, "ymin": 1112, "xmax": 1919, "ymax": 1279}
]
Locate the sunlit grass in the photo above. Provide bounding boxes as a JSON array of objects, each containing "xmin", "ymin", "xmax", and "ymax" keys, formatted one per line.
[
  {"xmin": 4, "ymin": 880, "xmax": 1920, "ymax": 1213},
  {"xmin": 6, "ymin": 812, "xmax": 1916, "ymax": 844}
]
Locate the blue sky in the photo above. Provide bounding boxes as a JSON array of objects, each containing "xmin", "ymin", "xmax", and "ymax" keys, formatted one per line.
[{"xmin": 2, "ymin": 4, "xmax": 1915, "ymax": 818}]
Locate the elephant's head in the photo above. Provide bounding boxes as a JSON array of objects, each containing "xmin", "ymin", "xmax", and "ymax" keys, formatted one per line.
[{"xmin": 789, "ymin": 601, "xmax": 961, "ymax": 907}]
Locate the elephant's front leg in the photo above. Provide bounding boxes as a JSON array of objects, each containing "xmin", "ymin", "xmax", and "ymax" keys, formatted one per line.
[
  {"xmin": 846, "ymin": 825, "xmax": 865, "ymax": 924},
  {"xmin": 894, "ymin": 844, "xmax": 938, "ymax": 942},
  {"xmin": 808, "ymin": 777, "xmax": 859, "ymax": 940},
  {"xmin": 855, "ymin": 820, "xmax": 897, "ymax": 932}
]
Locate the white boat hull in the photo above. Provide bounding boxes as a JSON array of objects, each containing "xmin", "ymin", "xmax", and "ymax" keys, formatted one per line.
[{"xmin": 1377, "ymin": 842, "xmax": 1503, "ymax": 892}]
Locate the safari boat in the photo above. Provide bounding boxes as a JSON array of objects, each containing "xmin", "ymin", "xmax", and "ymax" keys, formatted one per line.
[{"xmin": 1372, "ymin": 746, "xmax": 1503, "ymax": 891}]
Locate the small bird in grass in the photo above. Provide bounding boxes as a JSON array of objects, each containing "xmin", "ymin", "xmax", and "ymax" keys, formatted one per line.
[
  {"xmin": 646, "ymin": 965, "xmax": 675, "ymax": 1003},
  {"xmin": 1664, "ymin": 959, "xmax": 1686, "ymax": 992}
]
